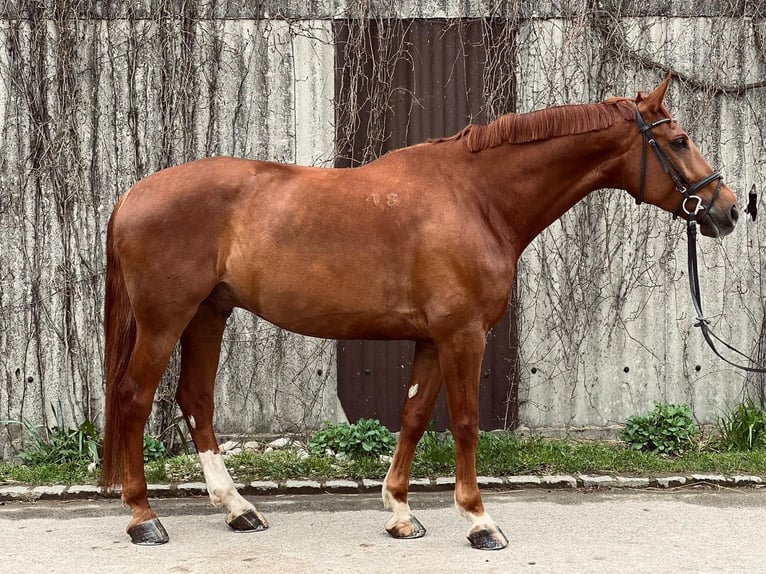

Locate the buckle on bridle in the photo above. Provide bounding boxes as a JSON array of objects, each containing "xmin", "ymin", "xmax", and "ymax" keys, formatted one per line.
[{"xmin": 682, "ymin": 194, "xmax": 704, "ymax": 217}]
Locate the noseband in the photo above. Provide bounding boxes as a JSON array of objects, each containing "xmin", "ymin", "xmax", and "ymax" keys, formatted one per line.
[{"xmin": 633, "ymin": 104, "xmax": 724, "ymax": 220}]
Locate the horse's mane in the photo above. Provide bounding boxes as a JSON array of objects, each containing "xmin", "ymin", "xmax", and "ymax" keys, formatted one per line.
[{"xmin": 437, "ymin": 97, "xmax": 636, "ymax": 152}]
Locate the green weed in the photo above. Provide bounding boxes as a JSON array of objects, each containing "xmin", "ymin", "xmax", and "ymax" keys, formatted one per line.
[
  {"xmin": 1, "ymin": 404, "xmax": 100, "ymax": 466},
  {"xmin": 620, "ymin": 402, "xmax": 700, "ymax": 456},
  {"xmin": 2, "ymin": 405, "xmax": 168, "ymax": 469},
  {"xmin": 716, "ymin": 399, "xmax": 766, "ymax": 451},
  {"xmin": 309, "ymin": 419, "xmax": 396, "ymax": 459}
]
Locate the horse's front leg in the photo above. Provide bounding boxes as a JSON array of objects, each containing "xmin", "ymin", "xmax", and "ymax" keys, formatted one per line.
[
  {"xmin": 383, "ymin": 340, "xmax": 443, "ymax": 539},
  {"xmin": 440, "ymin": 327, "xmax": 509, "ymax": 550}
]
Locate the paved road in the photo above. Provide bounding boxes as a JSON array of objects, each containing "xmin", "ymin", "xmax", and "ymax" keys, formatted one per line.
[{"xmin": 1, "ymin": 488, "xmax": 764, "ymax": 573}]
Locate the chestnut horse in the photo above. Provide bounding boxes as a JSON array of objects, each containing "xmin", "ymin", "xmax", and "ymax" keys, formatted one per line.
[{"xmin": 101, "ymin": 75, "xmax": 739, "ymax": 549}]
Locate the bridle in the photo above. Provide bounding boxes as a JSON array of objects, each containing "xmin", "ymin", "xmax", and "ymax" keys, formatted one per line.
[
  {"xmin": 633, "ymin": 103, "xmax": 724, "ymax": 221},
  {"xmin": 633, "ymin": 103, "xmax": 766, "ymax": 372}
]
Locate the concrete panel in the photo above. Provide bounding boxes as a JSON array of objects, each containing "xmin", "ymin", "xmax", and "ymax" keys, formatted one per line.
[{"xmin": 515, "ymin": 16, "xmax": 766, "ymax": 429}]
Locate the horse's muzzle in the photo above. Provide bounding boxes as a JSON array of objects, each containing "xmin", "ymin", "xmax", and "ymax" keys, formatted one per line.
[{"xmin": 699, "ymin": 201, "xmax": 739, "ymax": 238}]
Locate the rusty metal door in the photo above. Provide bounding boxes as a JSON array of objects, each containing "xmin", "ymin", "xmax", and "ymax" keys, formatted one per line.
[{"xmin": 334, "ymin": 19, "xmax": 519, "ymax": 431}]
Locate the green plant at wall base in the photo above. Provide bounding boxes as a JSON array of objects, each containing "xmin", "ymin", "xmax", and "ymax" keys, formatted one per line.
[
  {"xmin": 411, "ymin": 430, "xmax": 455, "ymax": 476},
  {"xmin": 3, "ymin": 408, "xmax": 167, "ymax": 466},
  {"xmin": 19, "ymin": 419, "xmax": 101, "ymax": 465},
  {"xmin": 2, "ymin": 404, "xmax": 102, "ymax": 465},
  {"xmin": 143, "ymin": 434, "xmax": 167, "ymax": 462},
  {"xmin": 620, "ymin": 402, "xmax": 700, "ymax": 456},
  {"xmin": 309, "ymin": 418, "xmax": 397, "ymax": 459},
  {"xmin": 716, "ymin": 399, "xmax": 766, "ymax": 451}
]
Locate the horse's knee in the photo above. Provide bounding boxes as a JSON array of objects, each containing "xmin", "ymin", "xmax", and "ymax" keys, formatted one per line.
[
  {"xmin": 400, "ymin": 409, "xmax": 431, "ymax": 440},
  {"xmin": 450, "ymin": 417, "xmax": 479, "ymax": 445}
]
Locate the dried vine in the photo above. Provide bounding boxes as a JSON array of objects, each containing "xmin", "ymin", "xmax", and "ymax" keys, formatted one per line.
[{"xmin": 1, "ymin": 1, "xmax": 765, "ymax": 454}]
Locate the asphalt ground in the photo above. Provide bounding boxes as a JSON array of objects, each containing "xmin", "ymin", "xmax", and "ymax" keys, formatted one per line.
[{"xmin": 1, "ymin": 487, "xmax": 765, "ymax": 573}]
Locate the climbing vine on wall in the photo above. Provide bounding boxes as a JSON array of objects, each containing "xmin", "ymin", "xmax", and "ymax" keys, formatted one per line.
[{"xmin": 1, "ymin": 1, "xmax": 766, "ymax": 453}]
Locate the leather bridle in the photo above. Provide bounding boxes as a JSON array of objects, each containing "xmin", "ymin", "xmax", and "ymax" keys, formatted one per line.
[
  {"xmin": 633, "ymin": 104, "xmax": 765, "ymax": 372},
  {"xmin": 633, "ymin": 103, "xmax": 724, "ymax": 222}
]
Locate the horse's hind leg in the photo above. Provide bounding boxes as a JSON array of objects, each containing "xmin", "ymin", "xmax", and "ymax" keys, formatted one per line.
[
  {"xmin": 383, "ymin": 340, "xmax": 443, "ymax": 539},
  {"xmin": 176, "ymin": 300, "xmax": 268, "ymax": 532},
  {"xmin": 120, "ymin": 326, "xmax": 188, "ymax": 545}
]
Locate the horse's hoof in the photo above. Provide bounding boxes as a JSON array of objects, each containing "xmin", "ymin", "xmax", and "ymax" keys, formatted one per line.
[
  {"xmin": 227, "ymin": 508, "xmax": 269, "ymax": 532},
  {"xmin": 468, "ymin": 526, "xmax": 508, "ymax": 550},
  {"xmin": 128, "ymin": 518, "xmax": 169, "ymax": 545},
  {"xmin": 386, "ymin": 515, "xmax": 426, "ymax": 539}
]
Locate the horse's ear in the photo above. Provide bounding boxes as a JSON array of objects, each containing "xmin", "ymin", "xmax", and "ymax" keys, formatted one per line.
[{"xmin": 636, "ymin": 71, "xmax": 673, "ymax": 109}]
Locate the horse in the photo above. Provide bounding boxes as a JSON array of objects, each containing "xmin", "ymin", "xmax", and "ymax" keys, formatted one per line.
[{"xmin": 101, "ymin": 74, "xmax": 739, "ymax": 550}]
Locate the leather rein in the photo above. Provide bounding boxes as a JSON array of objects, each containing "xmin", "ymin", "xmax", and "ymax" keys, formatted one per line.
[{"xmin": 634, "ymin": 104, "xmax": 766, "ymax": 373}]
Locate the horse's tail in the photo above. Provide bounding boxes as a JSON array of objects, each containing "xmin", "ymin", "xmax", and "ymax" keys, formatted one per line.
[{"xmin": 100, "ymin": 201, "xmax": 136, "ymax": 489}]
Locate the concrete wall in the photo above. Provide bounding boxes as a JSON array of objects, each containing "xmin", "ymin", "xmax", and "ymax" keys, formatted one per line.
[
  {"xmin": 515, "ymin": 15, "xmax": 766, "ymax": 429},
  {"xmin": 1, "ymin": 2, "xmax": 765, "ymax": 452},
  {"xmin": 0, "ymin": 13, "xmax": 340, "ymax": 452}
]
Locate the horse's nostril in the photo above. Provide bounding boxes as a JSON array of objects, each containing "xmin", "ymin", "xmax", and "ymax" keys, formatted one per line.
[{"xmin": 731, "ymin": 204, "xmax": 739, "ymax": 223}]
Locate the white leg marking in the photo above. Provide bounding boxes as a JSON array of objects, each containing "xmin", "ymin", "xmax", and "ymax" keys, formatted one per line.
[
  {"xmin": 198, "ymin": 450, "xmax": 254, "ymax": 522},
  {"xmin": 455, "ymin": 493, "xmax": 496, "ymax": 533},
  {"xmin": 188, "ymin": 415, "xmax": 196, "ymax": 429},
  {"xmin": 382, "ymin": 468, "xmax": 413, "ymax": 530},
  {"xmin": 407, "ymin": 383, "xmax": 419, "ymax": 399}
]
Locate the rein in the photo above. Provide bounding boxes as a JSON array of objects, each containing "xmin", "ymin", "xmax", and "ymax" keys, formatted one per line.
[
  {"xmin": 687, "ymin": 221, "xmax": 766, "ymax": 372},
  {"xmin": 634, "ymin": 104, "xmax": 766, "ymax": 373}
]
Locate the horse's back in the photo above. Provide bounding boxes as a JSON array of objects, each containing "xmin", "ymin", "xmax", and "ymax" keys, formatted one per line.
[
  {"xmin": 115, "ymin": 156, "xmax": 293, "ymax": 217},
  {"xmin": 111, "ymin": 156, "xmax": 315, "ymax": 258}
]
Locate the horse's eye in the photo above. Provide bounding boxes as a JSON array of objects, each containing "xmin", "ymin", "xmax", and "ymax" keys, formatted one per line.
[{"xmin": 671, "ymin": 137, "xmax": 689, "ymax": 150}]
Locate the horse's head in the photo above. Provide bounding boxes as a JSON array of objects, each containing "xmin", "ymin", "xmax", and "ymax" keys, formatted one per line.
[{"xmin": 627, "ymin": 74, "xmax": 739, "ymax": 238}]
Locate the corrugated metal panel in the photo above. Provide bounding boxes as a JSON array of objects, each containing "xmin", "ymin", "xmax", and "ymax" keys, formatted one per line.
[{"xmin": 334, "ymin": 18, "xmax": 519, "ymax": 431}]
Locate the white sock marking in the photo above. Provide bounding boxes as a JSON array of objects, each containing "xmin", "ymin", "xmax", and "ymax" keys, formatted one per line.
[
  {"xmin": 382, "ymin": 467, "xmax": 414, "ymax": 530},
  {"xmin": 198, "ymin": 450, "xmax": 254, "ymax": 522},
  {"xmin": 455, "ymin": 492, "xmax": 496, "ymax": 533}
]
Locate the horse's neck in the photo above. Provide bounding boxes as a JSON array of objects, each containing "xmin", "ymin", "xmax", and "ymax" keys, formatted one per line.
[{"xmin": 478, "ymin": 126, "xmax": 629, "ymax": 252}]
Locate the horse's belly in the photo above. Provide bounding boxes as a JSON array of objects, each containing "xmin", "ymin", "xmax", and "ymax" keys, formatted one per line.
[
  {"xmin": 263, "ymin": 308, "xmax": 424, "ymax": 340},
  {"xmin": 249, "ymin": 299, "xmax": 424, "ymax": 340},
  {"xmin": 229, "ymin": 268, "xmax": 425, "ymax": 340}
]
